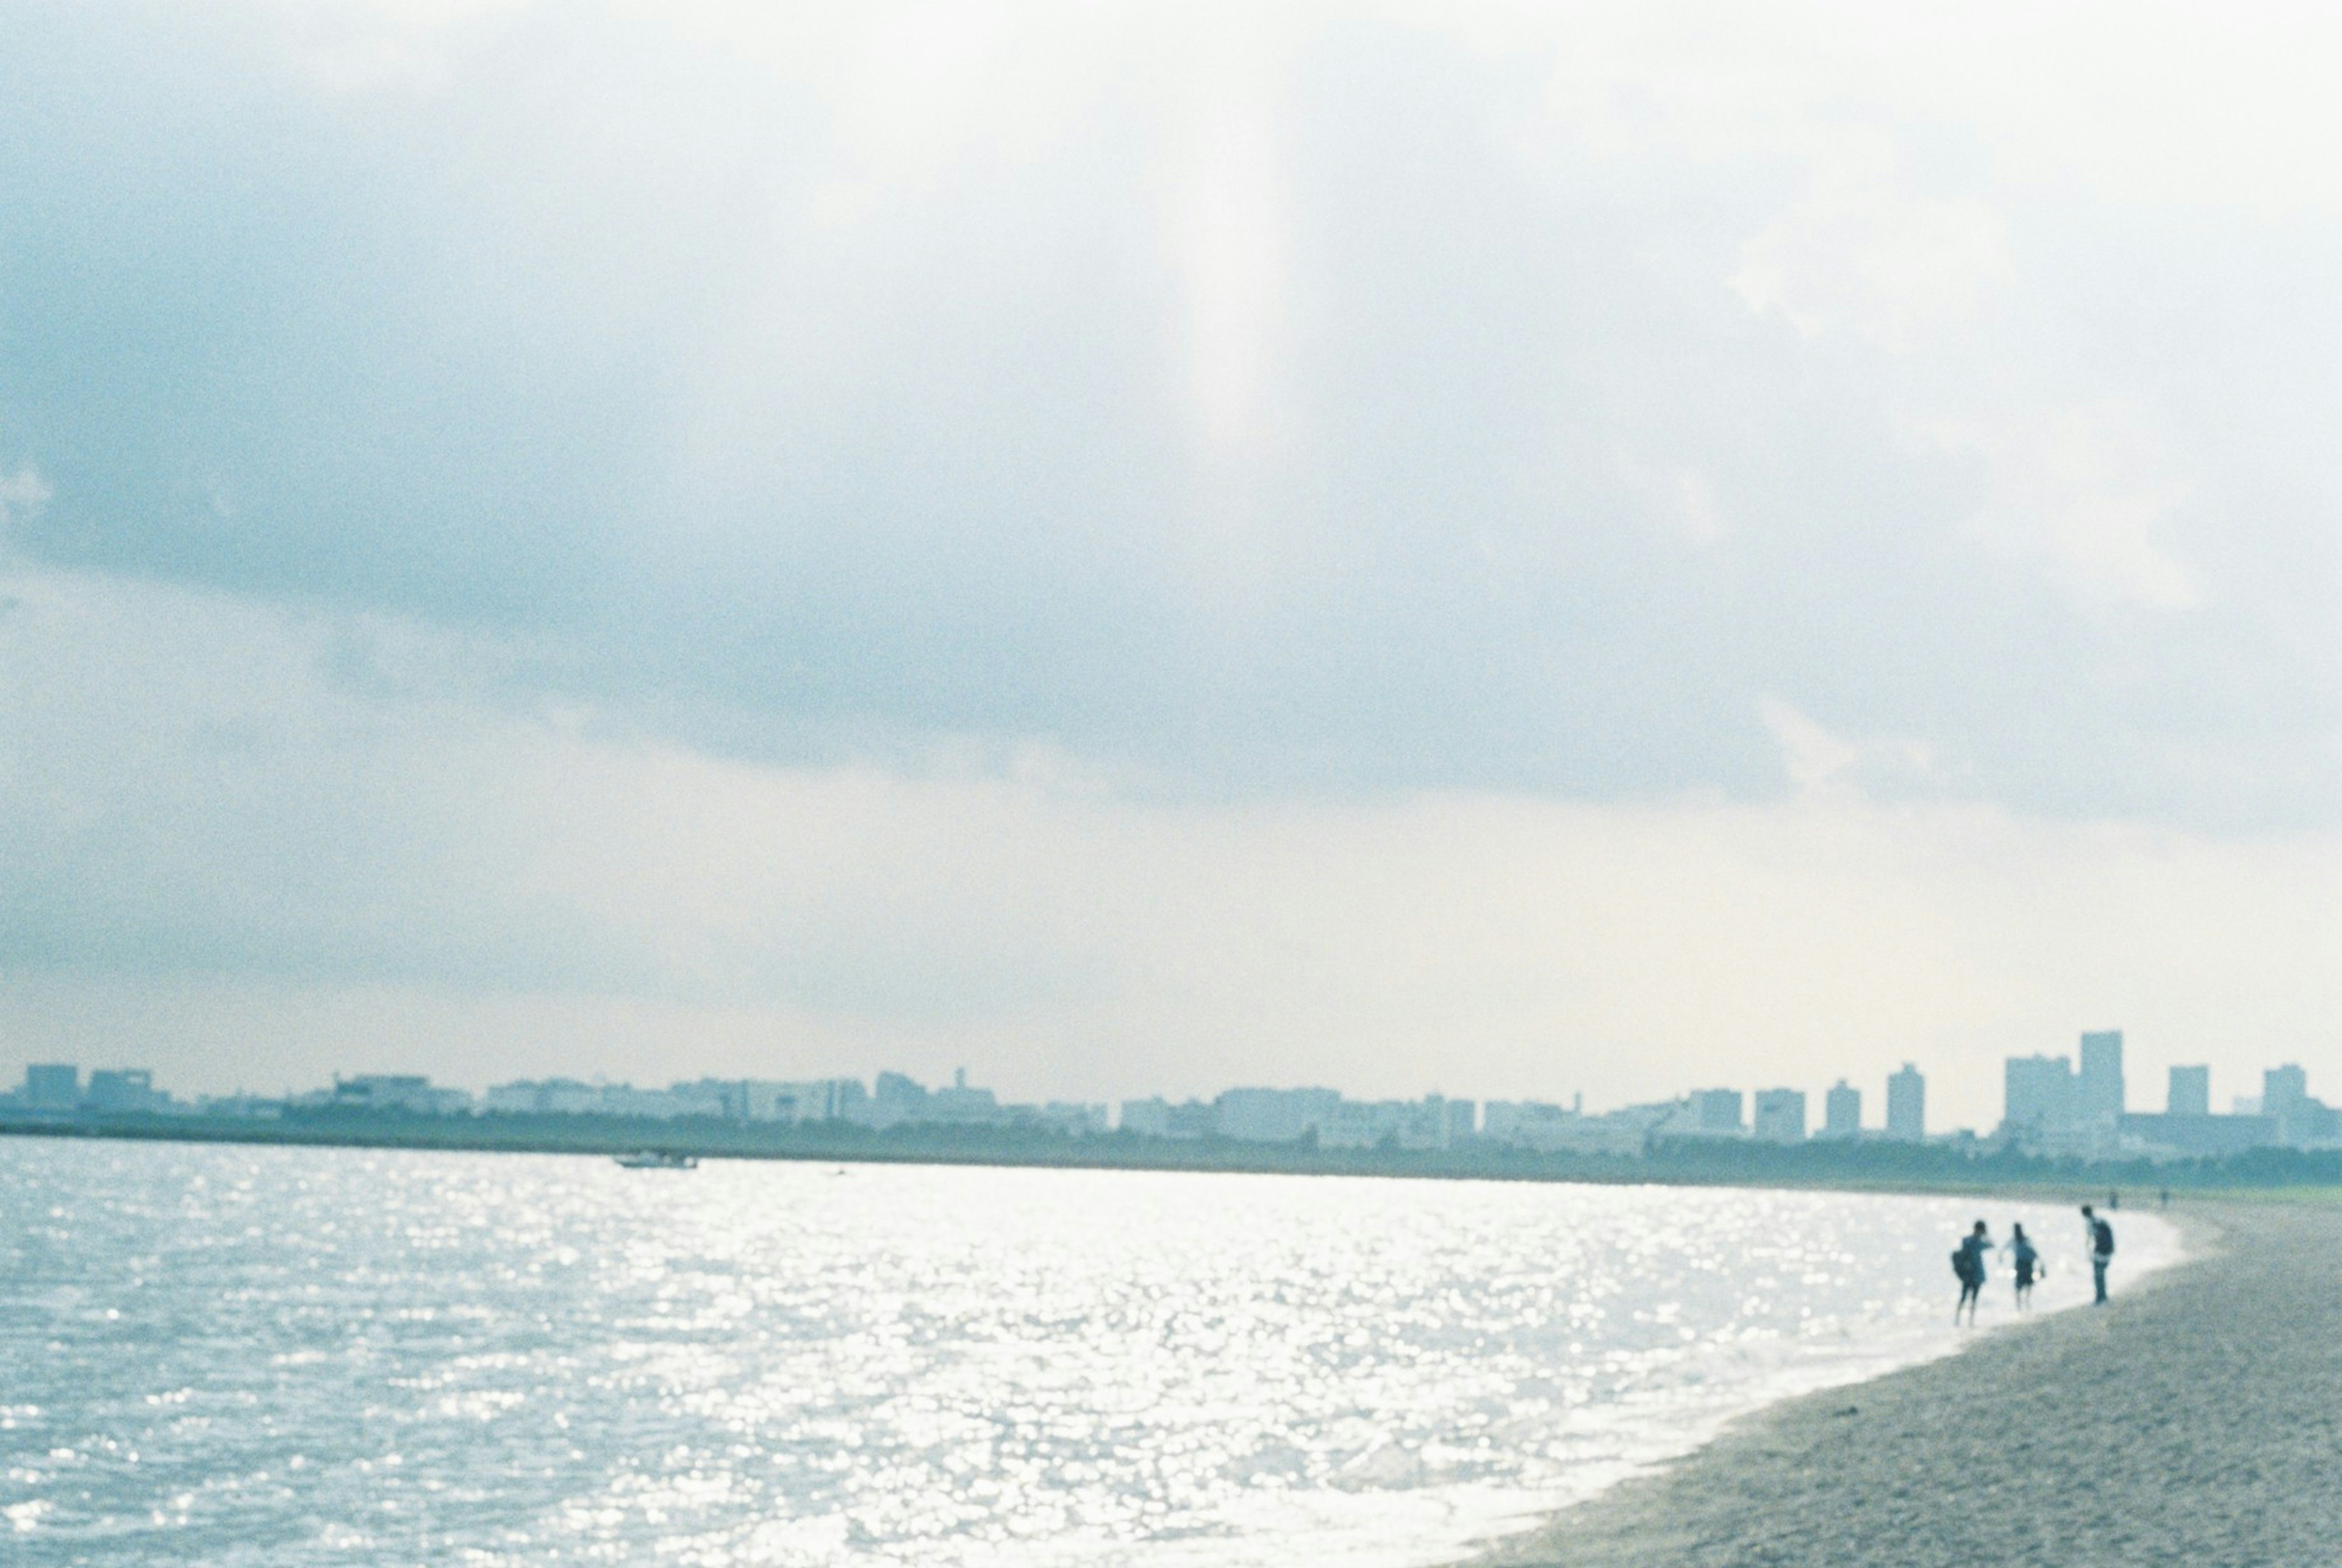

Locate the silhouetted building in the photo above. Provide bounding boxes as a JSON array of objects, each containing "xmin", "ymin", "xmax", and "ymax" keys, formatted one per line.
[
  {"xmin": 2079, "ymin": 1030, "xmax": 2125, "ymax": 1121},
  {"xmin": 2264, "ymin": 1064, "xmax": 2308, "ymax": 1124},
  {"xmin": 1822, "ymin": 1079, "xmax": 1861, "ymax": 1139},
  {"xmin": 1690, "ymin": 1089, "xmax": 1744, "ymax": 1134},
  {"xmin": 2004, "ymin": 1054, "xmax": 2077, "ymax": 1134},
  {"xmin": 324, "ymin": 1075, "xmax": 471, "ymax": 1115},
  {"xmin": 1213, "ymin": 1087, "xmax": 1341, "ymax": 1143},
  {"xmin": 22, "ymin": 1064, "xmax": 79, "ymax": 1111},
  {"xmin": 1885, "ymin": 1064, "xmax": 1925, "ymax": 1142},
  {"xmin": 83, "ymin": 1069, "xmax": 165, "ymax": 1114},
  {"xmin": 2167, "ymin": 1065, "xmax": 2210, "ymax": 1119},
  {"xmin": 1752, "ymin": 1089, "xmax": 1806, "ymax": 1143},
  {"xmin": 2118, "ymin": 1111, "xmax": 2277, "ymax": 1157},
  {"xmin": 2259, "ymin": 1065, "xmax": 2338, "ymax": 1145}
]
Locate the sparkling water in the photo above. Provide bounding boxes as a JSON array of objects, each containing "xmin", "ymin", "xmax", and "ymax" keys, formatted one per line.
[{"xmin": 0, "ymin": 1139, "xmax": 2179, "ymax": 1565}]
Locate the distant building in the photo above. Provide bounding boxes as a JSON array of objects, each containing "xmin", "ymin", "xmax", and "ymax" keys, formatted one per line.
[
  {"xmin": 1822, "ymin": 1080, "xmax": 1861, "ymax": 1139},
  {"xmin": 1885, "ymin": 1064, "xmax": 1925, "ymax": 1142},
  {"xmin": 766, "ymin": 1079, "xmax": 868, "ymax": 1123},
  {"xmin": 1212, "ymin": 1087, "xmax": 1341, "ymax": 1144},
  {"xmin": 23, "ymin": 1064, "xmax": 80, "ymax": 1111},
  {"xmin": 1029, "ymin": 1102, "xmax": 1109, "ymax": 1136},
  {"xmin": 926, "ymin": 1079, "xmax": 1001, "ymax": 1124},
  {"xmin": 2003, "ymin": 1055, "xmax": 2076, "ymax": 1136},
  {"xmin": 1119, "ymin": 1097, "xmax": 1214, "ymax": 1138},
  {"xmin": 2260, "ymin": 1065, "xmax": 2338, "ymax": 1145},
  {"xmin": 2167, "ymin": 1065, "xmax": 2210, "ymax": 1119},
  {"xmin": 1481, "ymin": 1098, "xmax": 1642, "ymax": 1156},
  {"xmin": 2264, "ymin": 1064, "xmax": 2308, "ymax": 1125},
  {"xmin": 482, "ymin": 1079, "xmax": 601, "ymax": 1115},
  {"xmin": 324, "ymin": 1075, "xmax": 471, "ymax": 1116},
  {"xmin": 868, "ymin": 1072, "xmax": 929, "ymax": 1128},
  {"xmin": 1689, "ymin": 1089, "xmax": 1744, "ymax": 1134},
  {"xmin": 84, "ymin": 1069, "xmax": 167, "ymax": 1114},
  {"xmin": 2118, "ymin": 1111, "xmax": 2277, "ymax": 1158},
  {"xmin": 1752, "ymin": 1089, "xmax": 1806, "ymax": 1144},
  {"xmin": 2078, "ymin": 1030, "xmax": 2125, "ymax": 1121}
]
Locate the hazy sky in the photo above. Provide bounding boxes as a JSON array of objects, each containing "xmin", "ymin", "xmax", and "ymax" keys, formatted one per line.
[{"xmin": 2, "ymin": 0, "xmax": 2337, "ymax": 1128}]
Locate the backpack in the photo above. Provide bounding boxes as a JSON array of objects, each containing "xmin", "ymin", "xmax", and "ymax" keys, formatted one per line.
[{"xmin": 2093, "ymin": 1219, "xmax": 2115, "ymax": 1256}]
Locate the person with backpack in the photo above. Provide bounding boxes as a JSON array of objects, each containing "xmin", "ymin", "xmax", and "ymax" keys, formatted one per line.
[
  {"xmin": 2080, "ymin": 1203, "xmax": 2116, "ymax": 1303},
  {"xmin": 2002, "ymin": 1222, "xmax": 2043, "ymax": 1311},
  {"xmin": 1952, "ymin": 1220, "xmax": 1991, "ymax": 1325}
]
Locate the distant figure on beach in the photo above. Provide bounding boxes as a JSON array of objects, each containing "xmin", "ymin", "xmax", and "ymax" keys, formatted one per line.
[
  {"xmin": 1953, "ymin": 1220, "xmax": 1992, "ymax": 1325},
  {"xmin": 2080, "ymin": 1204, "xmax": 2116, "ymax": 1303},
  {"xmin": 2003, "ymin": 1223, "xmax": 2042, "ymax": 1311}
]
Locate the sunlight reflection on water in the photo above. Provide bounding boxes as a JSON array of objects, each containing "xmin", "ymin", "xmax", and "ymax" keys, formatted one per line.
[{"xmin": 0, "ymin": 1140, "xmax": 2177, "ymax": 1566}]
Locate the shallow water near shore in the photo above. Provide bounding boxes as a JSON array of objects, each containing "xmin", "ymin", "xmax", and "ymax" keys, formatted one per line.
[{"xmin": 0, "ymin": 1139, "xmax": 2179, "ymax": 1566}]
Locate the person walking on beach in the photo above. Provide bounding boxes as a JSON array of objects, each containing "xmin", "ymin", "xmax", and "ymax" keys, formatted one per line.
[
  {"xmin": 1953, "ymin": 1220, "xmax": 1991, "ymax": 1325},
  {"xmin": 2003, "ymin": 1223, "xmax": 2042, "ymax": 1311},
  {"xmin": 2080, "ymin": 1203, "xmax": 2116, "ymax": 1304}
]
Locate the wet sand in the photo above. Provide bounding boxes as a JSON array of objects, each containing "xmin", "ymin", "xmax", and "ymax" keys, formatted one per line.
[{"xmin": 1475, "ymin": 1200, "xmax": 2342, "ymax": 1567}]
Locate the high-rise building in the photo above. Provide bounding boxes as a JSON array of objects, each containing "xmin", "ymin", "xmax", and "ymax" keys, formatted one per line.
[
  {"xmin": 1691, "ymin": 1089, "xmax": 1744, "ymax": 1133},
  {"xmin": 22, "ymin": 1064, "xmax": 79, "ymax": 1110},
  {"xmin": 1822, "ymin": 1080, "xmax": 1861, "ymax": 1139},
  {"xmin": 2264, "ymin": 1064, "xmax": 2310, "ymax": 1134},
  {"xmin": 84, "ymin": 1069, "xmax": 163, "ymax": 1114},
  {"xmin": 1885, "ymin": 1064, "xmax": 1925, "ymax": 1142},
  {"xmin": 2078, "ymin": 1030, "xmax": 2125, "ymax": 1120},
  {"xmin": 2167, "ymin": 1065, "xmax": 2211, "ymax": 1119},
  {"xmin": 2004, "ymin": 1055, "xmax": 2077, "ymax": 1133},
  {"xmin": 1752, "ymin": 1089, "xmax": 1806, "ymax": 1143}
]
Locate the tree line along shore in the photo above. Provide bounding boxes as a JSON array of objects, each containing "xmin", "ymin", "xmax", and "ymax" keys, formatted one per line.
[{"xmin": 7, "ymin": 1104, "xmax": 2342, "ymax": 1194}]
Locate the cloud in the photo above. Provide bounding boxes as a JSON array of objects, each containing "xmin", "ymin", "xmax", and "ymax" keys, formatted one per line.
[
  {"xmin": 1732, "ymin": 171, "xmax": 2009, "ymax": 353},
  {"xmin": 0, "ymin": 554, "xmax": 2335, "ymax": 1126},
  {"xmin": 0, "ymin": 465, "xmax": 50, "ymax": 534},
  {"xmin": 1925, "ymin": 404, "xmax": 2197, "ymax": 611},
  {"xmin": 0, "ymin": 0, "xmax": 2330, "ymax": 834},
  {"xmin": 0, "ymin": 0, "xmax": 2336, "ymax": 1113}
]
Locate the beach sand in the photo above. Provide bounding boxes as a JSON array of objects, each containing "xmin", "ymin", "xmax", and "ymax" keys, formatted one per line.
[{"xmin": 1475, "ymin": 1200, "xmax": 2342, "ymax": 1567}]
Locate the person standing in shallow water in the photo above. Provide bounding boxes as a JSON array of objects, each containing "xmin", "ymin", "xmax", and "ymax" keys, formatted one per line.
[
  {"xmin": 2081, "ymin": 1203, "xmax": 2116, "ymax": 1303},
  {"xmin": 1953, "ymin": 1220, "xmax": 1991, "ymax": 1325},
  {"xmin": 2003, "ymin": 1223, "xmax": 2042, "ymax": 1311}
]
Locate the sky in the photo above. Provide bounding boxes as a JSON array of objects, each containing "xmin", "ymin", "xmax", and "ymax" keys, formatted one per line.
[{"xmin": 1, "ymin": 0, "xmax": 2337, "ymax": 1129}]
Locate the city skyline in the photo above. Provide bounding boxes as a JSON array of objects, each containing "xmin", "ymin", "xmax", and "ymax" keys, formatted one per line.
[{"xmin": 12, "ymin": 1026, "xmax": 2332, "ymax": 1157}]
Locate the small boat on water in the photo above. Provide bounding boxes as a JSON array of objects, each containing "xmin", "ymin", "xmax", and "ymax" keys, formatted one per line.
[{"xmin": 613, "ymin": 1150, "xmax": 698, "ymax": 1170}]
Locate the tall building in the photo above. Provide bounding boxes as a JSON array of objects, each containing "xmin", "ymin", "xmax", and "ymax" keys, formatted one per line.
[
  {"xmin": 2167, "ymin": 1065, "xmax": 2211, "ymax": 1119},
  {"xmin": 1752, "ymin": 1089, "xmax": 1806, "ymax": 1143},
  {"xmin": 2264, "ymin": 1064, "xmax": 2310, "ymax": 1136},
  {"xmin": 1885, "ymin": 1064, "xmax": 1925, "ymax": 1142},
  {"xmin": 2004, "ymin": 1055, "xmax": 2077, "ymax": 1133},
  {"xmin": 23, "ymin": 1064, "xmax": 79, "ymax": 1110},
  {"xmin": 1822, "ymin": 1079, "xmax": 1861, "ymax": 1139},
  {"xmin": 83, "ymin": 1069, "xmax": 164, "ymax": 1114},
  {"xmin": 2078, "ymin": 1030, "xmax": 2125, "ymax": 1120},
  {"xmin": 1691, "ymin": 1089, "xmax": 1744, "ymax": 1133}
]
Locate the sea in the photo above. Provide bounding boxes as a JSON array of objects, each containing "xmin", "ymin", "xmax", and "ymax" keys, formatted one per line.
[{"xmin": 0, "ymin": 1139, "xmax": 2180, "ymax": 1566}]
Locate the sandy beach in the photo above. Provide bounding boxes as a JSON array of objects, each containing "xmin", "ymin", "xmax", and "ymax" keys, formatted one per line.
[{"xmin": 1477, "ymin": 1199, "xmax": 2342, "ymax": 1567}]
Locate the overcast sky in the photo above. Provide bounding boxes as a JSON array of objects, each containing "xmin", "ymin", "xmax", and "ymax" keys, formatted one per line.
[{"xmin": 1, "ymin": 0, "xmax": 2337, "ymax": 1128}]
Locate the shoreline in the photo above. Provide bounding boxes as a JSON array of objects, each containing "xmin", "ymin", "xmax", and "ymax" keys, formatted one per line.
[
  {"xmin": 1469, "ymin": 1197, "xmax": 2342, "ymax": 1567},
  {"xmin": 6, "ymin": 1113, "xmax": 2333, "ymax": 1200},
  {"xmin": 1442, "ymin": 1200, "xmax": 2198, "ymax": 1567}
]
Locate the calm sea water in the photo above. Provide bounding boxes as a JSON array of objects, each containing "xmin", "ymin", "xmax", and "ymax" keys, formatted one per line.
[{"xmin": 0, "ymin": 1139, "xmax": 2177, "ymax": 1566}]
